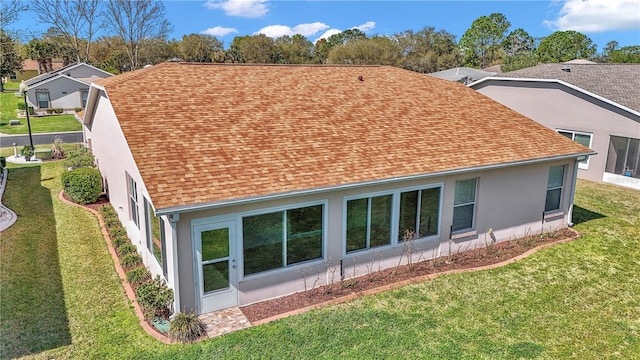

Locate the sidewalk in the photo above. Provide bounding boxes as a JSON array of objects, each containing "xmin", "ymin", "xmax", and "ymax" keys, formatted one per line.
[{"xmin": 0, "ymin": 168, "xmax": 17, "ymax": 232}]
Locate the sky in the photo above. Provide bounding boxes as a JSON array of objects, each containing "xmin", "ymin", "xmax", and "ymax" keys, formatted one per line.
[{"xmin": 9, "ymin": 0, "xmax": 640, "ymax": 51}]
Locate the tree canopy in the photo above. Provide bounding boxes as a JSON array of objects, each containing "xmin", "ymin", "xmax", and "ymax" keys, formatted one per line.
[{"xmin": 536, "ymin": 30, "xmax": 597, "ymax": 63}]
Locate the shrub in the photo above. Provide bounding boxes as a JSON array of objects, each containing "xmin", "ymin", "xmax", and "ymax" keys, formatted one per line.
[
  {"xmin": 121, "ymin": 253, "xmax": 143, "ymax": 269},
  {"xmin": 126, "ymin": 266, "xmax": 151, "ymax": 286},
  {"xmin": 46, "ymin": 108, "xmax": 55, "ymax": 114},
  {"xmin": 0, "ymin": 156, "xmax": 6, "ymax": 168},
  {"xmin": 61, "ymin": 167, "xmax": 102, "ymax": 204},
  {"xmin": 136, "ymin": 275, "xmax": 173, "ymax": 319},
  {"xmin": 64, "ymin": 147, "xmax": 95, "ymax": 169},
  {"xmin": 54, "ymin": 108, "xmax": 64, "ymax": 114},
  {"xmin": 99, "ymin": 204, "xmax": 117, "ymax": 218},
  {"xmin": 104, "ymin": 216, "xmax": 121, "ymax": 229},
  {"xmin": 74, "ymin": 107, "xmax": 82, "ymax": 112},
  {"xmin": 117, "ymin": 243, "xmax": 137, "ymax": 257},
  {"xmin": 168, "ymin": 312, "xmax": 207, "ymax": 343},
  {"xmin": 18, "ymin": 103, "xmax": 34, "ymax": 115},
  {"xmin": 111, "ymin": 235, "xmax": 129, "ymax": 249},
  {"xmin": 108, "ymin": 226, "xmax": 126, "ymax": 238}
]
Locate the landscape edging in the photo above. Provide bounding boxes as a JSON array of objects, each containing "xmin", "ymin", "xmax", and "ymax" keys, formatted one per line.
[
  {"xmin": 251, "ymin": 229, "xmax": 581, "ymax": 325},
  {"xmin": 58, "ymin": 191, "xmax": 172, "ymax": 344}
]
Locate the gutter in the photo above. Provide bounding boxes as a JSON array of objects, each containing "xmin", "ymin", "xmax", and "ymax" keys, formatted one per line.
[
  {"xmin": 156, "ymin": 151, "xmax": 595, "ymax": 216},
  {"xmin": 567, "ymin": 158, "xmax": 580, "ymax": 227}
]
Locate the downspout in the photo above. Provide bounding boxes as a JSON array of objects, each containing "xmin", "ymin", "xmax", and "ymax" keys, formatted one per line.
[
  {"xmin": 169, "ymin": 213, "xmax": 180, "ymax": 317},
  {"xmin": 567, "ymin": 159, "xmax": 579, "ymax": 227}
]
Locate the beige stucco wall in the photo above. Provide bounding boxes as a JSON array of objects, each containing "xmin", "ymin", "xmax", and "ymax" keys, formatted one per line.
[
  {"xmin": 83, "ymin": 90, "xmax": 177, "ymax": 301},
  {"xmin": 27, "ymin": 77, "xmax": 89, "ymax": 109},
  {"xmin": 174, "ymin": 159, "xmax": 576, "ymax": 312},
  {"xmin": 473, "ymin": 80, "xmax": 640, "ymax": 188}
]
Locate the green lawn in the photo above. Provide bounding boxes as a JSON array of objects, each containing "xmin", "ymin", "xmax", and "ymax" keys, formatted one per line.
[
  {"xmin": 1, "ymin": 160, "xmax": 639, "ymax": 359},
  {"xmin": 0, "ymin": 90, "xmax": 82, "ymax": 134}
]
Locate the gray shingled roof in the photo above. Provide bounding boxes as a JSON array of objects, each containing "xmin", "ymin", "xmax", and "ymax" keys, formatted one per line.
[
  {"xmin": 498, "ymin": 64, "xmax": 640, "ymax": 112},
  {"xmin": 428, "ymin": 67, "xmax": 497, "ymax": 84}
]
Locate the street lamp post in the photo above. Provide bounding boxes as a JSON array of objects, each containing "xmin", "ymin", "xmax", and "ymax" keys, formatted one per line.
[{"xmin": 18, "ymin": 81, "xmax": 34, "ymax": 161}]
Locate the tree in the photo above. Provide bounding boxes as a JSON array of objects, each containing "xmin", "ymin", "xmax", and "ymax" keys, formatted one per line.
[
  {"xmin": 314, "ymin": 29, "xmax": 367, "ymax": 63},
  {"xmin": 500, "ymin": 28, "xmax": 538, "ymax": 72},
  {"xmin": 90, "ymin": 36, "xmax": 128, "ymax": 73},
  {"xmin": 327, "ymin": 36, "xmax": 401, "ymax": 65},
  {"xmin": 459, "ymin": 13, "xmax": 510, "ymax": 68},
  {"xmin": 25, "ymin": 38, "xmax": 59, "ymax": 73},
  {"xmin": 29, "ymin": 0, "xmax": 102, "ymax": 63},
  {"xmin": 104, "ymin": 0, "xmax": 173, "ymax": 70},
  {"xmin": 179, "ymin": 34, "xmax": 224, "ymax": 63},
  {"xmin": 228, "ymin": 34, "xmax": 278, "ymax": 63},
  {"xmin": 274, "ymin": 34, "xmax": 314, "ymax": 64},
  {"xmin": 536, "ymin": 30, "xmax": 596, "ymax": 63},
  {"xmin": 608, "ymin": 45, "xmax": 640, "ymax": 63},
  {"xmin": 0, "ymin": 0, "xmax": 28, "ymax": 29},
  {"xmin": 395, "ymin": 27, "xmax": 461, "ymax": 73},
  {"xmin": 603, "ymin": 40, "xmax": 619, "ymax": 56},
  {"xmin": 0, "ymin": 30, "xmax": 23, "ymax": 91}
]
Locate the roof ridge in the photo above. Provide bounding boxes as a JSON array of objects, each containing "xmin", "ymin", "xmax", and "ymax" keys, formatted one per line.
[
  {"xmin": 176, "ymin": 62, "xmax": 383, "ymax": 68},
  {"xmin": 96, "ymin": 62, "xmax": 174, "ymax": 87}
]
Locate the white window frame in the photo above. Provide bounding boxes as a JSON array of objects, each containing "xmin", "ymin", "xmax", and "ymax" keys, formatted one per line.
[
  {"xmin": 127, "ymin": 173, "xmax": 139, "ymax": 228},
  {"xmin": 556, "ymin": 129, "xmax": 592, "ymax": 170},
  {"xmin": 238, "ymin": 200, "xmax": 328, "ymax": 280},
  {"xmin": 452, "ymin": 178, "xmax": 478, "ymax": 234},
  {"xmin": 144, "ymin": 197, "xmax": 167, "ymax": 278},
  {"xmin": 35, "ymin": 91, "xmax": 50, "ymax": 109},
  {"xmin": 544, "ymin": 165, "xmax": 565, "ymax": 214},
  {"xmin": 343, "ymin": 183, "xmax": 443, "ymax": 257},
  {"xmin": 344, "ymin": 191, "xmax": 395, "ymax": 254}
]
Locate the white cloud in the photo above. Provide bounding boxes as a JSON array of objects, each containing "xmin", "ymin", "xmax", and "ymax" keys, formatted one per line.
[
  {"xmin": 544, "ymin": 0, "xmax": 640, "ymax": 32},
  {"xmin": 255, "ymin": 22, "xmax": 330, "ymax": 38},
  {"xmin": 200, "ymin": 26, "xmax": 238, "ymax": 37},
  {"xmin": 354, "ymin": 21, "xmax": 376, "ymax": 32},
  {"xmin": 204, "ymin": 0, "xmax": 268, "ymax": 18},
  {"xmin": 315, "ymin": 29, "xmax": 342, "ymax": 42}
]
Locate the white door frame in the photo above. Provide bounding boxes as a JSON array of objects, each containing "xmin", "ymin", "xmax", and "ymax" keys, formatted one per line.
[{"xmin": 192, "ymin": 216, "xmax": 238, "ymax": 314}]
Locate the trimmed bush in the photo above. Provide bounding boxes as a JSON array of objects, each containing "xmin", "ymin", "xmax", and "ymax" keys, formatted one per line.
[
  {"xmin": 126, "ymin": 266, "xmax": 151, "ymax": 286},
  {"xmin": 117, "ymin": 243, "xmax": 138, "ymax": 256},
  {"xmin": 111, "ymin": 235, "xmax": 129, "ymax": 249},
  {"xmin": 168, "ymin": 312, "xmax": 207, "ymax": 343},
  {"xmin": 54, "ymin": 108, "xmax": 64, "ymax": 114},
  {"xmin": 136, "ymin": 275, "xmax": 173, "ymax": 319},
  {"xmin": 121, "ymin": 253, "xmax": 143, "ymax": 269},
  {"xmin": 74, "ymin": 107, "xmax": 82, "ymax": 112},
  {"xmin": 99, "ymin": 204, "xmax": 117, "ymax": 217},
  {"xmin": 0, "ymin": 156, "xmax": 6, "ymax": 168},
  {"xmin": 108, "ymin": 226, "xmax": 126, "ymax": 238},
  {"xmin": 64, "ymin": 147, "xmax": 95, "ymax": 169},
  {"xmin": 104, "ymin": 216, "xmax": 121, "ymax": 229},
  {"xmin": 61, "ymin": 167, "xmax": 102, "ymax": 204}
]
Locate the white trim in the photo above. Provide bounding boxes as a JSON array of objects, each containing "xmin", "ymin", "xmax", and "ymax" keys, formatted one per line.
[
  {"xmin": 237, "ymin": 199, "xmax": 329, "ymax": 281},
  {"xmin": 468, "ymin": 77, "xmax": 640, "ymax": 117},
  {"xmin": 28, "ymin": 73, "xmax": 90, "ymax": 90},
  {"xmin": 452, "ymin": 177, "xmax": 478, "ymax": 234},
  {"xmin": 544, "ymin": 165, "xmax": 566, "ymax": 214}
]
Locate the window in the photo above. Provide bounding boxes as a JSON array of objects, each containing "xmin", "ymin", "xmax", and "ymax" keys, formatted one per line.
[
  {"xmin": 452, "ymin": 178, "xmax": 477, "ymax": 232},
  {"xmin": 545, "ymin": 165, "xmax": 565, "ymax": 212},
  {"xmin": 243, "ymin": 204, "xmax": 323, "ymax": 276},
  {"xmin": 9, "ymin": 72, "xmax": 17, "ymax": 80},
  {"xmin": 605, "ymin": 136, "xmax": 640, "ymax": 179},
  {"xmin": 127, "ymin": 174, "xmax": 139, "ymax": 228},
  {"xmin": 398, "ymin": 188, "xmax": 440, "ymax": 240},
  {"xmin": 81, "ymin": 91, "xmax": 89, "ymax": 108},
  {"xmin": 346, "ymin": 194, "xmax": 393, "ymax": 252},
  {"xmin": 557, "ymin": 130, "xmax": 592, "ymax": 169},
  {"xmin": 145, "ymin": 198, "xmax": 167, "ymax": 277},
  {"xmin": 36, "ymin": 92, "xmax": 50, "ymax": 109}
]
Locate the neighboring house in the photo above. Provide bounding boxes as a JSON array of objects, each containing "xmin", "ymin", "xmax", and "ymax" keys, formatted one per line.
[
  {"xmin": 428, "ymin": 67, "xmax": 497, "ymax": 85},
  {"xmin": 22, "ymin": 62, "xmax": 113, "ymax": 110},
  {"xmin": 469, "ymin": 63, "xmax": 640, "ymax": 190},
  {"xmin": 5, "ymin": 59, "xmax": 64, "ymax": 82},
  {"xmin": 83, "ymin": 62, "xmax": 591, "ymax": 315}
]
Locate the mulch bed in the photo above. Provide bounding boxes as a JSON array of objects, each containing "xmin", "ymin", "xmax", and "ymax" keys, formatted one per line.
[{"xmin": 241, "ymin": 228, "xmax": 577, "ymax": 323}]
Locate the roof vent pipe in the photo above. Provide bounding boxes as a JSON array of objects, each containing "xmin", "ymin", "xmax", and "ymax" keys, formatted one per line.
[{"xmin": 561, "ymin": 65, "xmax": 571, "ymax": 72}]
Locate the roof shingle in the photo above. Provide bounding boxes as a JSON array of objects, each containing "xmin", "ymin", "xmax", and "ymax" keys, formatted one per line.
[
  {"xmin": 498, "ymin": 63, "xmax": 640, "ymax": 112},
  {"xmin": 95, "ymin": 62, "xmax": 590, "ymax": 211}
]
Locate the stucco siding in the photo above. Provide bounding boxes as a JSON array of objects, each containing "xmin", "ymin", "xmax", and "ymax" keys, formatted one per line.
[
  {"xmin": 84, "ymin": 92, "xmax": 174, "ymax": 290},
  {"xmin": 474, "ymin": 81, "xmax": 640, "ymax": 187},
  {"xmin": 28, "ymin": 77, "xmax": 89, "ymax": 109},
  {"xmin": 174, "ymin": 159, "xmax": 575, "ymax": 311}
]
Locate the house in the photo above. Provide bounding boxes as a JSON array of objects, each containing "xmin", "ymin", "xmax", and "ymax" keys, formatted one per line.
[
  {"xmin": 22, "ymin": 63, "xmax": 113, "ymax": 110},
  {"xmin": 5, "ymin": 59, "xmax": 65, "ymax": 82},
  {"xmin": 469, "ymin": 63, "xmax": 640, "ymax": 190},
  {"xmin": 428, "ymin": 67, "xmax": 497, "ymax": 85},
  {"xmin": 82, "ymin": 62, "xmax": 592, "ymax": 315}
]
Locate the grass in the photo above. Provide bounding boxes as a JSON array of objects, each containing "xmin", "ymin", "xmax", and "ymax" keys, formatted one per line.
[
  {"xmin": 0, "ymin": 89, "xmax": 82, "ymax": 134},
  {"xmin": 1, "ymin": 161, "xmax": 638, "ymax": 359}
]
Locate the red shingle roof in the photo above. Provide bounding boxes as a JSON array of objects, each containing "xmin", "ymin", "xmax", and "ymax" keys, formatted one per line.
[{"xmin": 95, "ymin": 62, "xmax": 590, "ymax": 211}]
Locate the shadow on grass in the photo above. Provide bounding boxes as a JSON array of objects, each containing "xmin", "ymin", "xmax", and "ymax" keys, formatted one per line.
[
  {"xmin": 572, "ymin": 204, "xmax": 606, "ymax": 225},
  {"xmin": 0, "ymin": 165, "xmax": 71, "ymax": 358}
]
